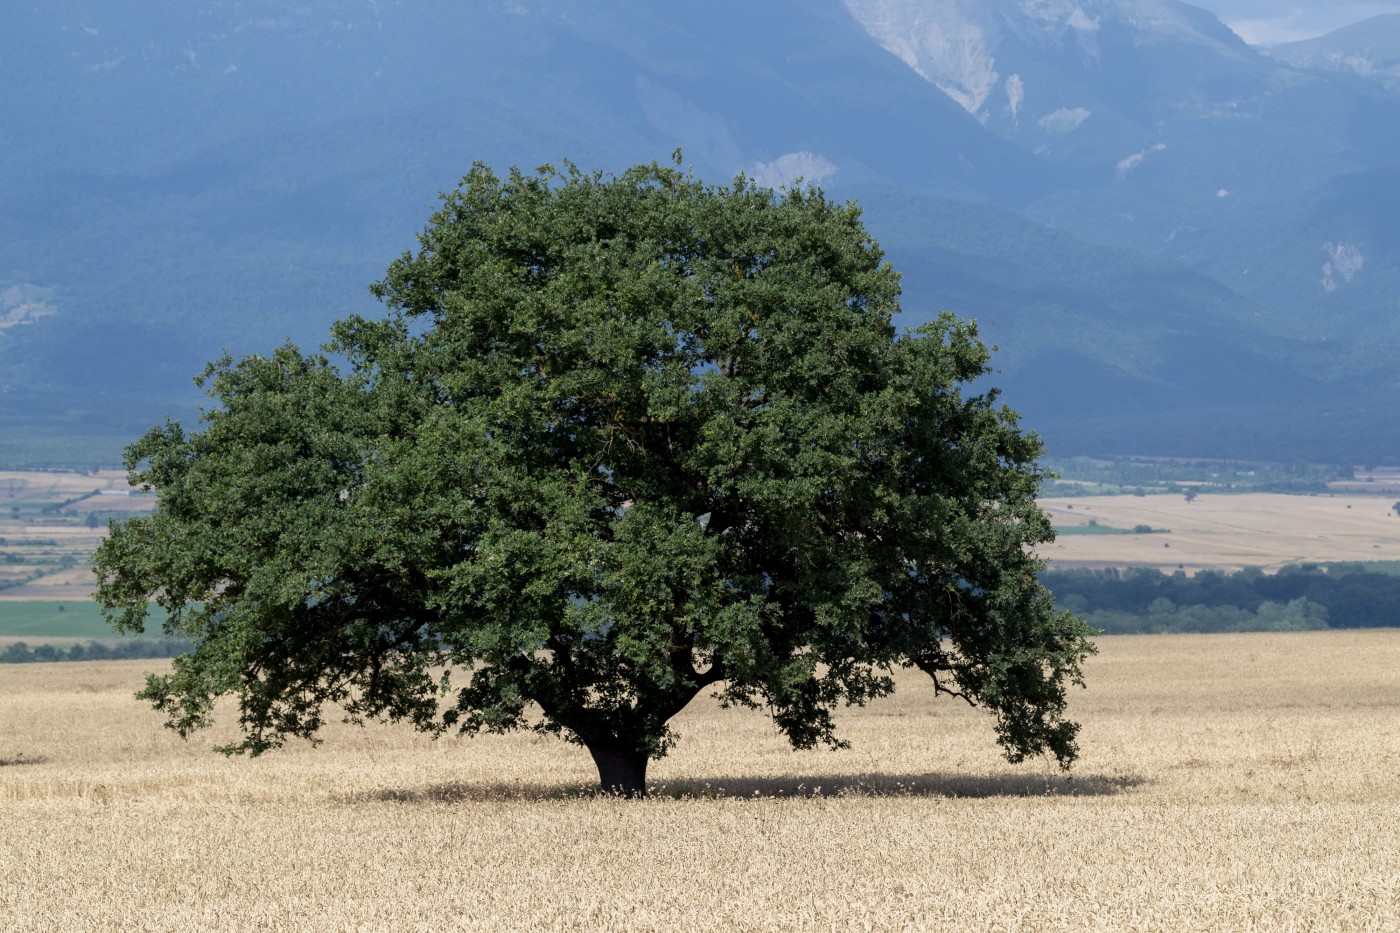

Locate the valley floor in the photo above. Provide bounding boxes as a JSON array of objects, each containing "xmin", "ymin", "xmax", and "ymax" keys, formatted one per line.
[
  {"xmin": 2, "ymin": 630, "xmax": 1397, "ymax": 931},
  {"xmin": 1042, "ymin": 492, "xmax": 1400, "ymax": 573}
]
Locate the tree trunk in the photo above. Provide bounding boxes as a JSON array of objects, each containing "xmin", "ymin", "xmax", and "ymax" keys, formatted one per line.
[{"xmin": 588, "ymin": 744, "xmax": 649, "ymax": 797}]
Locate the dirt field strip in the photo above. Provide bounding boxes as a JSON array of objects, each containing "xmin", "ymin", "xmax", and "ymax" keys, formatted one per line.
[
  {"xmin": 2, "ymin": 630, "xmax": 1398, "ymax": 931},
  {"xmin": 1041, "ymin": 493, "xmax": 1400, "ymax": 573}
]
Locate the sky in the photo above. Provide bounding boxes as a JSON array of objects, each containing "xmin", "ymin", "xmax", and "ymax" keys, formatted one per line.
[{"xmin": 1189, "ymin": 1, "xmax": 1400, "ymax": 45}]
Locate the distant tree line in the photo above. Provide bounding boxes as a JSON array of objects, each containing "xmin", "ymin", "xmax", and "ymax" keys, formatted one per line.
[
  {"xmin": 1, "ymin": 637, "xmax": 191, "ymax": 664},
  {"xmin": 1043, "ymin": 564, "xmax": 1400, "ymax": 634}
]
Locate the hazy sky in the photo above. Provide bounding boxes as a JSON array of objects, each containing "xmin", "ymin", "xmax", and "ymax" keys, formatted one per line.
[{"xmin": 1190, "ymin": 1, "xmax": 1400, "ymax": 45}]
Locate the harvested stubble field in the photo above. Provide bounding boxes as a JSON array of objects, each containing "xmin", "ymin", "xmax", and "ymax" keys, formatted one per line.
[
  {"xmin": 1042, "ymin": 493, "xmax": 1400, "ymax": 573},
  {"xmin": 2, "ymin": 631, "xmax": 1398, "ymax": 931}
]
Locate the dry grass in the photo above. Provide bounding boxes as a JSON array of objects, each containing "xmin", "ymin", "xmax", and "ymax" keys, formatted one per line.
[
  {"xmin": 3, "ymin": 631, "xmax": 1398, "ymax": 930},
  {"xmin": 1042, "ymin": 493, "xmax": 1400, "ymax": 573}
]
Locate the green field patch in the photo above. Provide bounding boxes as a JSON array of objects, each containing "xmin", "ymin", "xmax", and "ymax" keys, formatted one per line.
[
  {"xmin": 0, "ymin": 600, "xmax": 185, "ymax": 661},
  {"xmin": 1056, "ymin": 522, "xmax": 1170, "ymax": 536},
  {"xmin": 0, "ymin": 600, "xmax": 171, "ymax": 638},
  {"xmin": 1057, "ymin": 524, "xmax": 1131, "ymax": 536}
]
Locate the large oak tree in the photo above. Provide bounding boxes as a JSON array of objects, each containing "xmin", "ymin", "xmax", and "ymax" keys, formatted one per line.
[{"xmin": 94, "ymin": 158, "xmax": 1094, "ymax": 796}]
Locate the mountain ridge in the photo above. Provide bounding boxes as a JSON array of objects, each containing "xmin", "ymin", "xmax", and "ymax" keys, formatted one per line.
[{"xmin": 1268, "ymin": 12, "xmax": 1400, "ymax": 93}]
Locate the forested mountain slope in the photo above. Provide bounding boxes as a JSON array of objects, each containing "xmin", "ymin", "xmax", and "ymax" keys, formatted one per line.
[{"xmin": 3, "ymin": 1, "xmax": 1398, "ymax": 463}]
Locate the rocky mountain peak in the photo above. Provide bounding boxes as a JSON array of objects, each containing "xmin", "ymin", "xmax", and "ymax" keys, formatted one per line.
[{"xmin": 840, "ymin": 0, "xmax": 1253, "ymax": 118}]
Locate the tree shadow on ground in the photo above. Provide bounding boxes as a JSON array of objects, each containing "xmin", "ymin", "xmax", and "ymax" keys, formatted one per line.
[{"xmin": 347, "ymin": 769, "xmax": 1147, "ymax": 805}]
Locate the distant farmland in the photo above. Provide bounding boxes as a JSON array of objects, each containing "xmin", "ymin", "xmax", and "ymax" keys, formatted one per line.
[
  {"xmin": 1041, "ymin": 493, "xmax": 1400, "ymax": 573},
  {"xmin": 0, "ymin": 469, "xmax": 153, "ymax": 603},
  {"xmin": 8, "ymin": 470, "xmax": 1400, "ymax": 612}
]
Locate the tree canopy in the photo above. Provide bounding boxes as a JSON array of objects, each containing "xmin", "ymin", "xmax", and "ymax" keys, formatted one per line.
[{"xmin": 94, "ymin": 157, "xmax": 1094, "ymax": 796}]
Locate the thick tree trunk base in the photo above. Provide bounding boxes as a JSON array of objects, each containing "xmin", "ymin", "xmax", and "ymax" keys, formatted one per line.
[{"xmin": 589, "ymin": 746, "xmax": 649, "ymax": 798}]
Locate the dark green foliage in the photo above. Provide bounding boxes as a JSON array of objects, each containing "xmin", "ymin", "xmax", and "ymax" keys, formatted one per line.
[
  {"xmin": 93, "ymin": 159, "xmax": 1094, "ymax": 794},
  {"xmin": 1043, "ymin": 564, "xmax": 1400, "ymax": 633}
]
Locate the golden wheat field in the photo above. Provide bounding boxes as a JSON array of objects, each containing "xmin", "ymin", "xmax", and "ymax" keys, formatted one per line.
[{"xmin": 2, "ymin": 630, "xmax": 1398, "ymax": 931}]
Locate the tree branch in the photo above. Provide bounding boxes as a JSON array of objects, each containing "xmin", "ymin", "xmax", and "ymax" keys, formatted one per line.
[{"xmin": 912, "ymin": 655, "xmax": 978, "ymax": 708}]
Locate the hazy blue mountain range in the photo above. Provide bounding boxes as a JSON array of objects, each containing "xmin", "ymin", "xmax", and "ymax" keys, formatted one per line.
[
  {"xmin": 1269, "ymin": 13, "xmax": 1400, "ymax": 92},
  {"xmin": 1195, "ymin": 1, "xmax": 1400, "ymax": 46},
  {"xmin": 2, "ymin": 0, "xmax": 1399, "ymax": 464}
]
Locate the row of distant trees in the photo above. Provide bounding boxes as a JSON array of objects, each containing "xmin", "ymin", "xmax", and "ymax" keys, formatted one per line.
[
  {"xmin": 1042, "ymin": 564, "xmax": 1400, "ymax": 634},
  {"xmin": 1, "ymin": 637, "xmax": 190, "ymax": 664}
]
